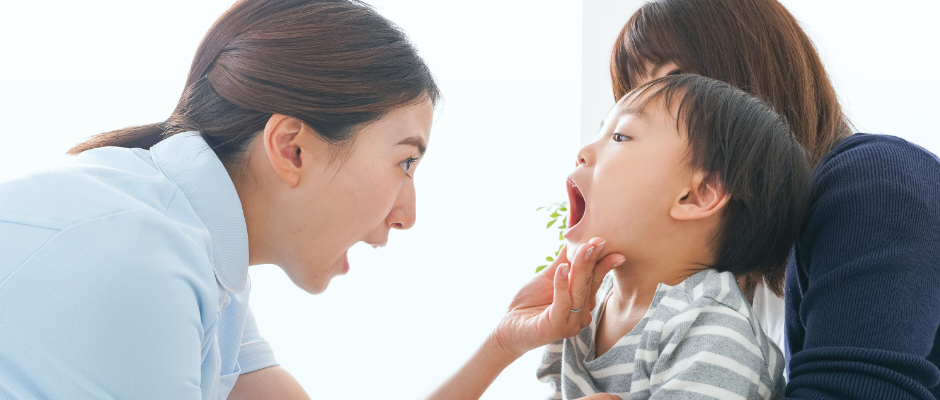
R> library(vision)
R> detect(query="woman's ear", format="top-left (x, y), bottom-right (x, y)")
top-left (670, 172), bottom-right (730, 221)
top-left (262, 114), bottom-right (306, 188)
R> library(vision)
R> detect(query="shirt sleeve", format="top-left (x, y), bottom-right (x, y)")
top-left (648, 297), bottom-right (784, 400)
top-left (0, 210), bottom-right (217, 399)
top-left (237, 306), bottom-right (279, 374)
top-left (536, 340), bottom-right (565, 400)
top-left (786, 137), bottom-right (940, 399)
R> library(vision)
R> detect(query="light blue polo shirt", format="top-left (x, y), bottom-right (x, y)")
top-left (0, 132), bottom-right (278, 399)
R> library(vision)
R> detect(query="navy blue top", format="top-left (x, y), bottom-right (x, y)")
top-left (785, 133), bottom-right (940, 399)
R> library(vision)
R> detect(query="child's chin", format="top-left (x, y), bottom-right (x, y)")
top-left (565, 243), bottom-right (579, 264)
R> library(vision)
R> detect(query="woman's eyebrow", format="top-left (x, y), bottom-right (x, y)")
top-left (397, 136), bottom-right (427, 155)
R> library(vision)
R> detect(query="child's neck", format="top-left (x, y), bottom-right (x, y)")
top-left (608, 258), bottom-right (707, 309)
top-left (594, 257), bottom-right (707, 358)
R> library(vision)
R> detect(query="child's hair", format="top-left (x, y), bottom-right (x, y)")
top-left (611, 0), bottom-right (850, 167)
top-left (624, 74), bottom-right (810, 295)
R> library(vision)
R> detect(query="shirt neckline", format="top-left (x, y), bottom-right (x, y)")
top-left (150, 132), bottom-right (250, 293)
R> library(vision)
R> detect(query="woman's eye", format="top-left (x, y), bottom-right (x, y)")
top-left (399, 157), bottom-right (419, 174)
top-left (611, 133), bottom-right (631, 142)
top-left (667, 69), bottom-right (682, 76)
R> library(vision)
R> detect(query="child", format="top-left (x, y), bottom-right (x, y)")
top-left (537, 75), bottom-right (809, 399)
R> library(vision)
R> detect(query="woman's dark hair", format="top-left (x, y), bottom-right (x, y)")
top-left (611, 0), bottom-right (850, 167)
top-left (69, 0), bottom-right (440, 165)
top-left (626, 74), bottom-right (810, 296)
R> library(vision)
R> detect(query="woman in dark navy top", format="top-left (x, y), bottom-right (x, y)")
top-left (608, 0), bottom-right (940, 399)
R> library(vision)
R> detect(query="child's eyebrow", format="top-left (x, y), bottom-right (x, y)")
top-left (615, 104), bottom-right (650, 123)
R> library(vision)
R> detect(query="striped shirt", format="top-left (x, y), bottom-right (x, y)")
top-left (537, 269), bottom-right (785, 400)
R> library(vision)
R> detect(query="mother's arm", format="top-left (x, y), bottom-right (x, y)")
top-left (786, 136), bottom-right (940, 399)
top-left (426, 238), bottom-right (624, 400)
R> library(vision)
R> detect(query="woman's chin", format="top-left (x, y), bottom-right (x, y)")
top-left (281, 251), bottom-right (349, 295)
top-left (291, 274), bottom-right (333, 295)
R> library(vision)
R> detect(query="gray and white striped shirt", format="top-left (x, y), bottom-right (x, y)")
top-left (537, 269), bottom-right (785, 400)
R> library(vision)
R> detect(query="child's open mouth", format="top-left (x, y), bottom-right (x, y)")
top-left (565, 176), bottom-right (586, 238)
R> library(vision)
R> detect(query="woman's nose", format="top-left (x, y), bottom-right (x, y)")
top-left (386, 181), bottom-right (416, 230)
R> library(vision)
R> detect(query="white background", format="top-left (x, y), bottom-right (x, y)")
top-left (0, 1), bottom-right (936, 399)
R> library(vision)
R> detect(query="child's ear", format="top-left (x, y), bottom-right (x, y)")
top-left (670, 172), bottom-right (730, 221)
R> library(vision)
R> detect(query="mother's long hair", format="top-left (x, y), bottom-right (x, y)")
top-left (69, 0), bottom-right (440, 165)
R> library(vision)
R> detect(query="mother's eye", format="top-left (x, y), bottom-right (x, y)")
top-left (667, 69), bottom-right (683, 76)
top-left (611, 133), bottom-right (632, 142)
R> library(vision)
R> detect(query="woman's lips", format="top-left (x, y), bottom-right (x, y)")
top-left (564, 177), bottom-right (586, 239)
top-left (342, 253), bottom-right (350, 275)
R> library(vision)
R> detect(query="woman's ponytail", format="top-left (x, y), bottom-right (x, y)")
top-left (68, 0), bottom-right (440, 165)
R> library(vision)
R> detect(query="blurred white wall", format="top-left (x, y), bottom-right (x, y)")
top-left (0, 1), bottom-right (937, 399)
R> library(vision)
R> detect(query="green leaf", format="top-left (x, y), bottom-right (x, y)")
top-left (546, 219), bottom-right (557, 228)
top-left (536, 207), bottom-right (545, 211)
top-left (546, 256), bottom-right (554, 262)
top-left (536, 265), bottom-right (548, 273)
top-left (550, 211), bottom-right (560, 218)
top-left (559, 231), bottom-right (564, 240)
top-left (560, 207), bottom-right (567, 211)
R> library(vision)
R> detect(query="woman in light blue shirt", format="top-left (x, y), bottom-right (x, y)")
top-left (0, 1), bottom-right (623, 399)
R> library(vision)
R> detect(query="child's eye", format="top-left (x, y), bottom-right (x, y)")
top-left (611, 133), bottom-right (632, 142)
top-left (399, 157), bottom-right (419, 175)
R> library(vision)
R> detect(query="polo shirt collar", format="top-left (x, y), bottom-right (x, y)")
top-left (150, 132), bottom-right (250, 294)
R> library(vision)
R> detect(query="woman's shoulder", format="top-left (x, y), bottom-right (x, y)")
top-left (0, 147), bottom-right (213, 290)
top-left (815, 133), bottom-right (940, 185)
top-left (0, 146), bottom-right (184, 231)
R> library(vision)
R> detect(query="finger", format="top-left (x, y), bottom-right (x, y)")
top-left (580, 394), bottom-right (621, 400)
top-left (539, 245), bottom-right (569, 279)
top-left (576, 238), bottom-right (607, 326)
top-left (566, 242), bottom-right (595, 313)
top-left (588, 253), bottom-right (626, 310)
top-left (555, 244), bottom-right (570, 265)
top-left (547, 263), bottom-right (572, 327)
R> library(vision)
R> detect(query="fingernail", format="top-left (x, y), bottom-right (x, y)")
top-left (560, 263), bottom-right (570, 276)
top-left (613, 259), bottom-right (625, 268)
top-left (596, 241), bottom-right (606, 253)
top-left (584, 245), bottom-right (594, 261)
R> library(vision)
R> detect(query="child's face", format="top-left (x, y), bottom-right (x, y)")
top-left (565, 97), bottom-right (691, 263)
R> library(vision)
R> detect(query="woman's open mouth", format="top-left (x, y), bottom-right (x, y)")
top-left (564, 177), bottom-right (586, 238)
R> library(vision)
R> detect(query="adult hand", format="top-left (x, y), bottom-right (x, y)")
top-left (492, 237), bottom-right (625, 358)
top-left (425, 238), bottom-right (624, 400)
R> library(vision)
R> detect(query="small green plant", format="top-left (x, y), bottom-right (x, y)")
top-left (535, 201), bottom-right (569, 273)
